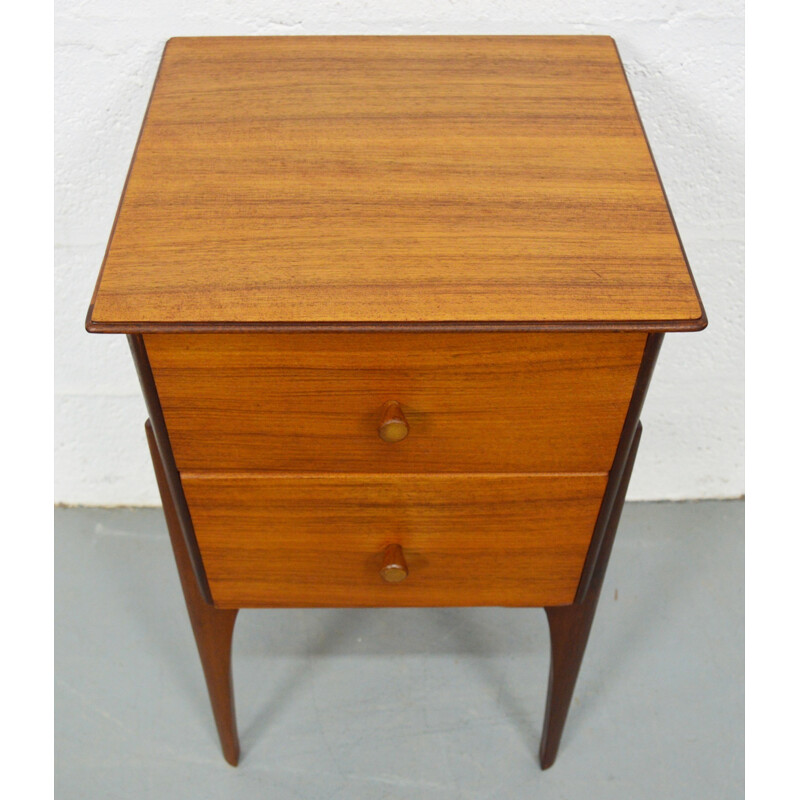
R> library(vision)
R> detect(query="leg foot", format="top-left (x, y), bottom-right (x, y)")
top-left (539, 423), bottom-right (642, 769)
top-left (539, 602), bottom-right (596, 769)
top-left (145, 420), bottom-right (241, 766)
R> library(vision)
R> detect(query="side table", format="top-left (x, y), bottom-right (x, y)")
top-left (87, 35), bottom-right (706, 769)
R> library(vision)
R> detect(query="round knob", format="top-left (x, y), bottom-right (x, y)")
top-left (380, 544), bottom-right (408, 583)
top-left (378, 401), bottom-right (409, 443)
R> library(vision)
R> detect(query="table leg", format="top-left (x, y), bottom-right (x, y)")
top-left (145, 419), bottom-right (240, 766)
top-left (539, 422), bottom-right (643, 769)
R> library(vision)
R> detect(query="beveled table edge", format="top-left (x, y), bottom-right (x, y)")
top-left (85, 311), bottom-right (708, 334)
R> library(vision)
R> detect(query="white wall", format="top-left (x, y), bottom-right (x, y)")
top-left (55, 1), bottom-right (744, 505)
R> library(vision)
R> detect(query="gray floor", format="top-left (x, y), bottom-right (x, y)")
top-left (55, 501), bottom-right (743, 799)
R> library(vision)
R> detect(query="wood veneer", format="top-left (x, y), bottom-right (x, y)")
top-left (181, 472), bottom-right (608, 608)
top-left (87, 36), bottom-right (705, 332)
top-left (85, 35), bottom-right (707, 771)
top-left (145, 331), bottom-right (646, 474)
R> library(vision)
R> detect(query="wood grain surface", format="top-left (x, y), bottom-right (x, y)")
top-left (574, 332), bottom-right (662, 602)
top-left (145, 331), bottom-right (646, 474)
top-left (539, 422), bottom-right (643, 769)
top-left (127, 334), bottom-right (213, 602)
top-left (144, 420), bottom-right (240, 765)
top-left (87, 36), bottom-right (705, 332)
top-left (181, 472), bottom-right (608, 608)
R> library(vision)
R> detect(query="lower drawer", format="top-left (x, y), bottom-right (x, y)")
top-left (181, 473), bottom-right (608, 608)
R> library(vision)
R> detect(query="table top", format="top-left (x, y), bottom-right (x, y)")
top-left (87, 36), bottom-right (705, 333)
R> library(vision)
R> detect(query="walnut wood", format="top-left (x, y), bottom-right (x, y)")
top-left (379, 544), bottom-right (409, 583)
top-left (87, 36), bottom-right (704, 332)
top-left (539, 422), bottom-right (643, 770)
top-left (574, 332), bottom-right (663, 603)
top-left (180, 473), bottom-right (608, 608)
top-left (144, 420), bottom-right (240, 767)
top-left (378, 401), bottom-right (409, 444)
top-left (127, 334), bottom-right (212, 603)
top-left (144, 332), bottom-right (645, 474)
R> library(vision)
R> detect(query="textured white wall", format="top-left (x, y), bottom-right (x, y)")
top-left (55, 1), bottom-right (744, 505)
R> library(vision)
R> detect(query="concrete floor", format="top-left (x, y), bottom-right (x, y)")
top-left (55, 501), bottom-right (743, 799)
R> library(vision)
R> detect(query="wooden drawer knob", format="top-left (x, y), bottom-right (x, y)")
top-left (380, 544), bottom-right (408, 583)
top-left (378, 401), bottom-right (409, 443)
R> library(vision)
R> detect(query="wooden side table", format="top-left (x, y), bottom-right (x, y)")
top-left (86, 36), bottom-right (705, 769)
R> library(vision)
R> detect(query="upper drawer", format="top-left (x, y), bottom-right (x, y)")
top-left (145, 332), bottom-right (646, 473)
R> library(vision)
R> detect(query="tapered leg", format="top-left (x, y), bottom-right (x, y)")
top-left (145, 420), bottom-right (241, 766)
top-left (539, 423), bottom-right (643, 769)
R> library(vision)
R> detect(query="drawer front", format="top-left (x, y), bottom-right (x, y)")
top-left (146, 332), bottom-right (645, 473)
top-left (182, 473), bottom-right (608, 608)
